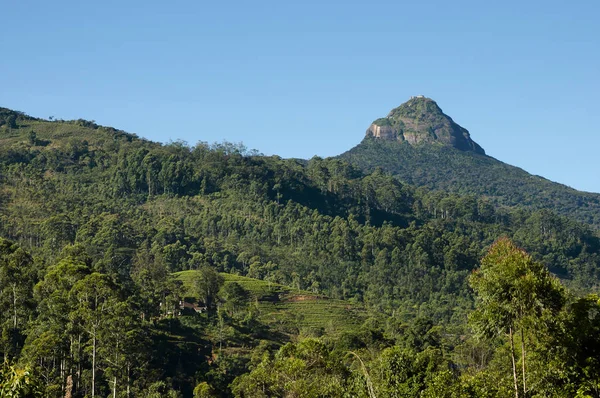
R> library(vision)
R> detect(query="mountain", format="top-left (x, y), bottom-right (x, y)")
top-left (340, 96), bottom-right (600, 228)
top-left (2, 105), bottom-right (600, 396)
top-left (366, 96), bottom-right (485, 154)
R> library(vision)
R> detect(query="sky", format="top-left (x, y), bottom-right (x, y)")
top-left (1, 0), bottom-right (599, 192)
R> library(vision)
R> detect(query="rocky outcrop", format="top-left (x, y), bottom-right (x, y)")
top-left (365, 97), bottom-right (485, 154)
top-left (366, 124), bottom-right (398, 140)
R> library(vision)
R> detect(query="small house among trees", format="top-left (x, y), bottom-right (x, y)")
top-left (179, 300), bottom-right (207, 314)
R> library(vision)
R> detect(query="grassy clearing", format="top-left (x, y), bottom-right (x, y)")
top-left (174, 270), bottom-right (366, 337)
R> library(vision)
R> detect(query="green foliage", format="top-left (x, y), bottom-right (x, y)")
top-left (341, 136), bottom-right (600, 228)
top-left (193, 266), bottom-right (225, 310)
top-left (372, 117), bottom-right (392, 127)
top-left (470, 238), bottom-right (565, 340)
top-left (470, 238), bottom-right (572, 397)
top-left (194, 381), bottom-right (216, 398)
top-left (0, 238), bottom-right (36, 360)
top-left (144, 381), bottom-right (182, 398)
top-left (177, 271), bottom-right (368, 337)
top-left (221, 282), bottom-right (250, 315)
top-left (0, 109), bottom-right (600, 396)
top-left (231, 338), bottom-right (349, 397)
top-left (0, 362), bottom-right (42, 397)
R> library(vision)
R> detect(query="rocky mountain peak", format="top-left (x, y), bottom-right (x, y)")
top-left (365, 96), bottom-right (485, 154)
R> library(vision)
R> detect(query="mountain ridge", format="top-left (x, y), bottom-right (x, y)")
top-left (2, 102), bottom-right (600, 228)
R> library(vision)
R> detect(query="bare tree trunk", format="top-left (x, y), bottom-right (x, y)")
top-left (509, 327), bottom-right (519, 398)
top-left (113, 345), bottom-right (118, 398)
top-left (127, 363), bottom-right (131, 398)
top-left (60, 358), bottom-right (65, 393)
top-left (12, 284), bottom-right (17, 329)
top-left (521, 328), bottom-right (527, 397)
top-left (64, 375), bottom-right (73, 398)
top-left (77, 334), bottom-right (82, 393)
top-left (92, 332), bottom-right (96, 398)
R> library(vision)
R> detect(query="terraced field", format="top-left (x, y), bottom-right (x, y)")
top-left (175, 271), bottom-right (367, 337)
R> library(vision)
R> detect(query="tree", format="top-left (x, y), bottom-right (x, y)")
top-left (469, 238), bottom-right (565, 398)
top-left (24, 256), bottom-right (91, 396)
top-left (144, 381), bottom-right (182, 398)
top-left (548, 294), bottom-right (600, 397)
top-left (221, 282), bottom-right (249, 316)
top-left (231, 339), bottom-right (347, 397)
top-left (0, 239), bottom-right (36, 361)
top-left (70, 273), bottom-right (119, 398)
top-left (193, 267), bottom-right (224, 310)
top-left (131, 246), bottom-right (180, 319)
top-left (193, 381), bottom-right (216, 398)
top-left (28, 131), bottom-right (37, 146)
top-left (5, 114), bottom-right (17, 130)
top-left (99, 300), bottom-right (146, 398)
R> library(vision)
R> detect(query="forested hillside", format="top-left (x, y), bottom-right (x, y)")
top-left (340, 98), bottom-right (600, 228)
top-left (1, 108), bottom-right (600, 397)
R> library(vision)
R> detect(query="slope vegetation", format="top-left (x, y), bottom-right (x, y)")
top-left (340, 99), bottom-right (600, 228)
top-left (176, 271), bottom-right (367, 337)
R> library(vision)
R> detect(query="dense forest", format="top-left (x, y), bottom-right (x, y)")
top-left (1, 108), bottom-right (600, 397)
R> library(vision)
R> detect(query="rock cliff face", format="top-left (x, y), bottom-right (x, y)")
top-left (366, 96), bottom-right (485, 154)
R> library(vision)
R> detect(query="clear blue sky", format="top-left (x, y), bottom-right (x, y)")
top-left (1, 0), bottom-right (599, 192)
